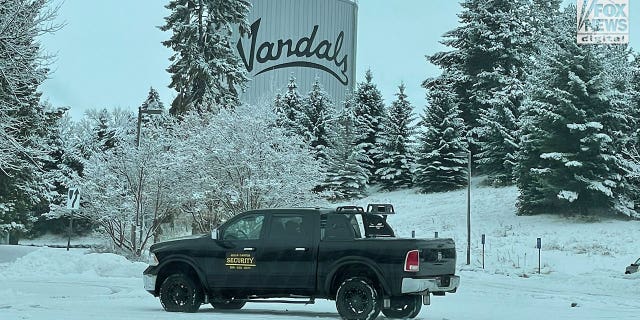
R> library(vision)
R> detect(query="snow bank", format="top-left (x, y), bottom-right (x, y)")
top-left (0, 247), bottom-right (146, 280)
top-left (0, 245), bottom-right (39, 264)
top-left (19, 233), bottom-right (106, 247)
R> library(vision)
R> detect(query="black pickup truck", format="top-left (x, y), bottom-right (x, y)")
top-left (143, 204), bottom-right (459, 320)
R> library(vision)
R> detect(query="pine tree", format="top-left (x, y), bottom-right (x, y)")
top-left (274, 76), bottom-right (308, 137)
top-left (469, 0), bottom-right (535, 184)
top-left (515, 5), bottom-right (637, 217)
top-left (629, 56), bottom-right (640, 205)
top-left (324, 101), bottom-right (369, 200)
top-left (426, 0), bottom-right (536, 182)
top-left (160, 0), bottom-right (251, 115)
top-left (31, 109), bottom-right (91, 236)
top-left (414, 81), bottom-right (468, 193)
top-left (531, 0), bottom-right (562, 40)
top-left (424, 0), bottom-right (483, 130)
top-left (0, 0), bottom-right (59, 241)
top-left (474, 65), bottom-right (522, 186)
top-left (633, 55), bottom-right (640, 132)
top-left (93, 109), bottom-right (118, 152)
top-left (302, 79), bottom-right (334, 159)
top-left (30, 106), bottom-right (87, 236)
top-left (140, 87), bottom-right (165, 124)
top-left (354, 69), bottom-right (385, 181)
top-left (375, 83), bottom-right (416, 190)
top-left (273, 93), bottom-right (285, 125)
top-left (141, 87), bottom-right (165, 111)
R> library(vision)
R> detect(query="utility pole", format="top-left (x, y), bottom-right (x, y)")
top-left (467, 151), bottom-right (471, 265)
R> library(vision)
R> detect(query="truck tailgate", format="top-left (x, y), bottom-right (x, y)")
top-left (416, 238), bottom-right (456, 277)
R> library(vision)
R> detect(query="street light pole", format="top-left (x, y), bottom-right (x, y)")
top-left (132, 106), bottom-right (163, 254)
top-left (453, 150), bottom-right (472, 265)
top-left (136, 107), bottom-right (143, 148)
top-left (467, 151), bottom-right (471, 265)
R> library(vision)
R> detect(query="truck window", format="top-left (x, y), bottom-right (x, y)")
top-left (324, 214), bottom-right (355, 241)
top-left (222, 214), bottom-right (265, 240)
top-left (268, 215), bottom-right (307, 242)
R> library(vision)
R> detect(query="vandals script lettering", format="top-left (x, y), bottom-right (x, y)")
top-left (237, 18), bottom-right (349, 85)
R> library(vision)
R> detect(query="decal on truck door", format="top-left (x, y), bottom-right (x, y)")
top-left (225, 253), bottom-right (256, 270)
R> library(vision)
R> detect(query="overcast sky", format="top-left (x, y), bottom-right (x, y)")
top-left (40, 0), bottom-right (638, 119)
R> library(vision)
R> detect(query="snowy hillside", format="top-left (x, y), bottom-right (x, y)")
top-left (2, 181), bottom-right (639, 320)
top-left (349, 178), bottom-right (640, 276)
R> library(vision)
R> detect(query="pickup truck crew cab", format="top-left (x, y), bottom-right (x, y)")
top-left (143, 204), bottom-right (460, 319)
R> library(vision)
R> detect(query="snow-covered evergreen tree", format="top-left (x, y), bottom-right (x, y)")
top-left (530, 0), bottom-right (562, 37)
top-left (424, 0), bottom-right (483, 130)
top-left (633, 55), bottom-right (640, 132)
top-left (375, 83), bottom-right (416, 190)
top-left (160, 0), bottom-right (251, 115)
top-left (474, 65), bottom-right (523, 186)
top-left (426, 0), bottom-right (535, 182)
top-left (137, 87), bottom-right (165, 128)
top-left (273, 93), bottom-right (284, 118)
top-left (0, 0), bottom-right (60, 241)
top-left (81, 108), bottom-right (135, 153)
top-left (141, 87), bottom-right (165, 111)
top-left (515, 6), bottom-right (637, 217)
top-left (464, 0), bottom-right (535, 184)
top-left (274, 76), bottom-right (308, 137)
top-left (628, 55), bottom-right (640, 206)
top-left (323, 100), bottom-right (369, 200)
top-left (30, 110), bottom-right (89, 236)
top-left (354, 70), bottom-right (385, 180)
top-left (414, 81), bottom-right (468, 193)
top-left (302, 79), bottom-right (334, 159)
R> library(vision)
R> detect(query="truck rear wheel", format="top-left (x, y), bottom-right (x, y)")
top-left (159, 273), bottom-right (203, 313)
top-left (381, 295), bottom-right (421, 319)
top-left (336, 277), bottom-right (381, 320)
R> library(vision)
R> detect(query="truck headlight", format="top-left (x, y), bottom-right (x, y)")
top-left (148, 252), bottom-right (159, 266)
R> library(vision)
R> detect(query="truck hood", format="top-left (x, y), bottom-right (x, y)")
top-left (149, 234), bottom-right (208, 253)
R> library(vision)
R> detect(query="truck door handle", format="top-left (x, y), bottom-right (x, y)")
top-left (295, 247), bottom-right (308, 252)
top-left (243, 247), bottom-right (256, 251)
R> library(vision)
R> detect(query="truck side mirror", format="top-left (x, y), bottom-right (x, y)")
top-left (211, 228), bottom-right (219, 240)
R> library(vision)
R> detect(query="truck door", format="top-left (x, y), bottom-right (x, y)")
top-left (208, 213), bottom-right (267, 289)
top-left (259, 213), bottom-right (318, 291)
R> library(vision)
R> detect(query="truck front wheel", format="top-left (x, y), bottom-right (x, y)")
top-left (336, 277), bottom-right (381, 320)
top-left (159, 273), bottom-right (203, 313)
top-left (381, 295), bottom-right (421, 319)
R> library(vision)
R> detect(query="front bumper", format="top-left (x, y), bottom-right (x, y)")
top-left (143, 274), bottom-right (157, 295)
top-left (401, 275), bottom-right (460, 294)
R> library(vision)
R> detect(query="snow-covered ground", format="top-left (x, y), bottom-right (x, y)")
top-left (2, 179), bottom-right (639, 319)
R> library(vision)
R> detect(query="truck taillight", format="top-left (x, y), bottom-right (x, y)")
top-left (404, 250), bottom-right (420, 272)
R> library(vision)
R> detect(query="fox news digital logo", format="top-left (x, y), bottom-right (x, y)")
top-left (577, 0), bottom-right (629, 44)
